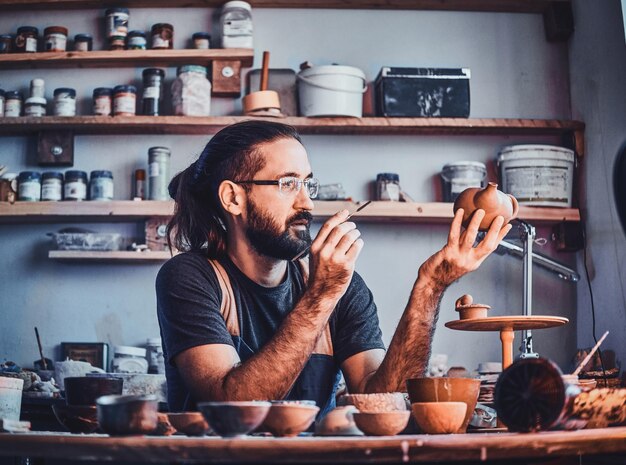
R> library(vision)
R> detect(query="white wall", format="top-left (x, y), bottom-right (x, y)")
top-left (0, 8), bottom-right (579, 374)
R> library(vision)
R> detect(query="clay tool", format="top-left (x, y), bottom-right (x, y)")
top-left (242, 51), bottom-right (283, 117)
top-left (572, 330), bottom-right (609, 377)
top-left (34, 326), bottom-right (48, 370)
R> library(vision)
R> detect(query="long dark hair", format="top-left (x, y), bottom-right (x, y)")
top-left (167, 120), bottom-right (302, 257)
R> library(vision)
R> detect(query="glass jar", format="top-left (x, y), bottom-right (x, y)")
top-left (4, 91), bottom-right (23, 117)
top-left (142, 68), bottom-right (164, 116)
top-left (15, 26), bottom-right (39, 53)
top-left (43, 26), bottom-right (68, 52)
top-left (220, 1), bottom-right (253, 49)
top-left (18, 171), bottom-right (41, 202)
top-left (0, 34), bottom-right (13, 54)
top-left (93, 87), bottom-right (113, 116)
top-left (113, 85), bottom-right (136, 116)
top-left (126, 30), bottom-right (147, 50)
top-left (376, 173), bottom-right (401, 201)
top-left (105, 7), bottom-right (129, 38)
top-left (111, 346), bottom-right (148, 374)
top-left (53, 88), bottom-right (77, 116)
top-left (145, 338), bottom-right (165, 374)
top-left (150, 23), bottom-right (173, 49)
top-left (41, 171), bottom-right (63, 201)
top-left (0, 89), bottom-right (5, 117)
top-left (89, 170), bottom-right (114, 201)
top-left (171, 65), bottom-right (211, 116)
top-left (192, 32), bottom-right (211, 49)
top-left (63, 170), bottom-right (88, 201)
top-left (24, 97), bottom-right (47, 117)
top-left (73, 33), bottom-right (93, 51)
top-left (148, 146), bottom-right (171, 200)
top-left (108, 35), bottom-right (126, 51)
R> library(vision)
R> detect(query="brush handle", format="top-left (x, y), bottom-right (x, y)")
top-left (260, 51), bottom-right (270, 91)
top-left (572, 330), bottom-right (609, 376)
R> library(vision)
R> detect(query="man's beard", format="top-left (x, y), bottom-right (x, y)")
top-left (245, 200), bottom-right (312, 260)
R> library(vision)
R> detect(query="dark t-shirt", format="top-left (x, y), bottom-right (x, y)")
top-left (156, 252), bottom-right (385, 416)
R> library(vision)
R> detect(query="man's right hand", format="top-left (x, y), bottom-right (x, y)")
top-left (307, 209), bottom-right (364, 300)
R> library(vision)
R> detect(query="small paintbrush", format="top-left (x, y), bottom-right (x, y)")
top-left (292, 200), bottom-right (372, 261)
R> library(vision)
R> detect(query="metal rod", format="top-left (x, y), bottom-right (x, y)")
top-left (520, 221), bottom-right (538, 358)
top-left (495, 240), bottom-right (580, 282)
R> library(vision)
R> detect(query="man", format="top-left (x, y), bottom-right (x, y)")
top-left (156, 120), bottom-right (510, 415)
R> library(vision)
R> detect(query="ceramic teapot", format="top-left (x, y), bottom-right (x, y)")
top-left (453, 182), bottom-right (519, 230)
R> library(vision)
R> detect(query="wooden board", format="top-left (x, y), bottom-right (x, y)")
top-left (48, 250), bottom-right (172, 261)
top-left (445, 316), bottom-right (569, 332)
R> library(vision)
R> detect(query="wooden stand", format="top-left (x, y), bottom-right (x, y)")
top-left (445, 316), bottom-right (568, 369)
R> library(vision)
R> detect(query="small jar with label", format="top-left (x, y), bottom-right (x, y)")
top-left (376, 173), bottom-right (401, 201)
top-left (0, 89), bottom-right (5, 117)
top-left (53, 88), bottom-right (76, 117)
top-left (73, 33), bottom-right (93, 51)
top-left (134, 169), bottom-right (146, 200)
top-left (113, 85), bottom-right (136, 116)
top-left (192, 32), bottom-right (211, 49)
top-left (4, 91), bottom-right (23, 117)
top-left (15, 26), bottom-right (39, 53)
top-left (111, 346), bottom-right (148, 374)
top-left (145, 338), bottom-right (165, 374)
top-left (0, 34), bottom-right (13, 54)
top-left (220, 1), bottom-right (253, 49)
top-left (63, 170), bottom-right (88, 201)
top-left (108, 35), bottom-right (126, 50)
top-left (148, 146), bottom-right (171, 200)
top-left (24, 97), bottom-right (47, 117)
top-left (43, 26), bottom-right (68, 52)
top-left (18, 171), bottom-right (41, 202)
top-left (150, 23), bottom-right (173, 49)
top-left (105, 7), bottom-right (129, 38)
top-left (93, 87), bottom-right (113, 116)
top-left (41, 171), bottom-right (64, 201)
top-left (126, 30), bottom-right (147, 50)
top-left (142, 68), bottom-right (164, 116)
top-left (171, 65), bottom-right (211, 116)
top-left (89, 170), bottom-right (114, 201)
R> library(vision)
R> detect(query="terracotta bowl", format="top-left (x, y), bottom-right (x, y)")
top-left (411, 402), bottom-right (467, 434)
top-left (262, 403), bottom-right (320, 437)
top-left (64, 376), bottom-right (124, 406)
top-left (167, 412), bottom-right (211, 436)
top-left (353, 411), bottom-right (411, 436)
top-left (341, 392), bottom-right (407, 413)
top-left (315, 406), bottom-right (362, 436)
top-left (197, 401), bottom-right (271, 438)
top-left (52, 404), bottom-right (99, 434)
top-left (96, 394), bottom-right (159, 436)
top-left (406, 377), bottom-right (480, 433)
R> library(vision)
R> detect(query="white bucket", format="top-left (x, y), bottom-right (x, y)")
top-left (0, 377), bottom-right (24, 421)
top-left (440, 161), bottom-right (487, 202)
top-left (497, 144), bottom-right (575, 207)
top-left (297, 65), bottom-right (367, 117)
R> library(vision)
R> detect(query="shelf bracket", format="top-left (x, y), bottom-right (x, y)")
top-left (212, 60), bottom-right (242, 97)
top-left (37, 130), bottom-right (74, 166)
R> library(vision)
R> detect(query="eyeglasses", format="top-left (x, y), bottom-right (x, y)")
top-left (234, 176), bottom-right (319, 199)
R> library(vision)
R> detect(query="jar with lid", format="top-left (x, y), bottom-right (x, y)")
top-left (108, 35), bottom-right (125, 50)
top-left (44, 26), bottom-right (68, 52)
top-left (4, 91), bottom-right (23, 117)
top-left (111, 346), bottom-right (148, 374)
top-left (142, 68), bottom-right (164, 116)
top-left (148, 146), bottom-right (171, 200)
top-left (15, 26), bottom-right (39, 53)
top-left (134, 169), bottom-right (146, 200)
top-left (150, 23), bottom-right (173, 49)
top-left (145, 338), bottom-right (165, 374)
top-left (30, 78), bottom-right (45, 99)
top-left (0, 34), bottom-right (13, 54)
top-left (73, 33), bottom-right (93, 51)
top-left (192, 32), bottom-right (211, 49)
top-left (41, 171), bottom-right (63, 201)
top-left (24, 97), bottom-right (47, 117)
top-left (53, 88), bottom-right (76, 117)
top-left (93, 87), bottom-right (113, 116)
top-left (220, 1), bottom-right (253, 49)
top-left (18, 171), bottom-right (41, 202)
top-left (105, 7), bottom-right (129, 38)
top-left (126, 30), bottom-right (147, 50)
top-left (171, 65), bottom-right (211, 116)
top-left (113, 85), bottom-right (136, 116)
top-left (89, 170), bottom-right (114, 201)
top-left (376, 173), bottom-right (401, 201)
top-left (0, 89), bottom-right (5, 117)
top-left (63, 170), bottom-right (88, 201)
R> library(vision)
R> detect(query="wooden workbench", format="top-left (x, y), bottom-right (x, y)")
top-left (0, 427), bottom-right (625, 464)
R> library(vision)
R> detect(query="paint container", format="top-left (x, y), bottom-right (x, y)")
top-left (18, 171), bottom-right (41, 201)
top-left (440, 161), bottom-right (487, 202)
top-left (0, 377), bottom-right (24, 421)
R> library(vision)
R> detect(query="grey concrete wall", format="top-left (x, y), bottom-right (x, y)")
top-left (0, 8), bottom-right (579, 375)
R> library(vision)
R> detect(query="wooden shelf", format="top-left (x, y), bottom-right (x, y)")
top-left (0, 0), bottom-right (569, 13)
top-left (49, 250), bottom-right (172, 261)
top-left (0, 200), bottom-right (581, 224)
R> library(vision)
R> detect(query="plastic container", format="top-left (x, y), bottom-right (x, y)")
top-left (111, 346), bottom-right (149, 374)
top-left (126, 30), bottom-right (147, 50)
top-left (497, 144), bottom-right (575, 207)
top-left (4, 91), bottom-right (23, 117)
top-left (297, 65), bottom-right (367, 117)
top-left (220, 1), bottom-right (253, 49)
top-left (150, 23), bottom-right (173, 49)
top-left (53, 88), bottom-right (77, 117)
top-left (30, 78), bottom-right (45, 99)
top-left (440, 161), bottom-right (487, 202)
top-left (89, 170), bottom-right (114, 200)
top-left (64, 170), bottom-right (88, 201)
top-left (18, 171), bottom-right (41, 201)
top-left (376, 173), bottom-right (400, 201)
top-left (74, 33), bottom-right (93, 51)
top-left (105, 8), bottom-right (129, 38)
top-left (44, 26), bottom-right (68, 52)
top-left (142, 68), bottom-right (164, 116)
top-left (171, 65), bottom-right (211, 116)
top-left (148, 146), bottom-right (171, 200)
top-left (113, 85), bottom-right (136, 116)
top-left (0, 377), bottom-right (24, 421)
top-left (192, 32), bottom-right (210, 49)
top-left (24, 97), bottom-right (47, 117)
top-left (15, 26), bottom-right (39, 52)
top-left (93, 87), bottom-right (113, 116)
top-left (108, 35), bottom-right (126, 50)
top-left (41, 171), bottom-right (63, 201)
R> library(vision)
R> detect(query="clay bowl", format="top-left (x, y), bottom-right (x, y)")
top-left (167, 412), bottom-right (211, 436)
top-left (64, 376), bottom-right (124, 406)
top-left (262, 402), bottom-right (320, 437)
top-left (353, 411), bottom-right (411, 436)
top-left (96, 394), bottom-right (159, 436)
top-left (197, 401), bottom-right (271, 438)
top-left (411, 402), bottom-right (467, 434)
top-left (406, 377), bottom-right (480, 433)
top-left (341, 392), bottom-right (407, 413)
top-left (52, 404), bottom-right (99, 434)
top-left (315, 406), bottom-right (362, 436)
